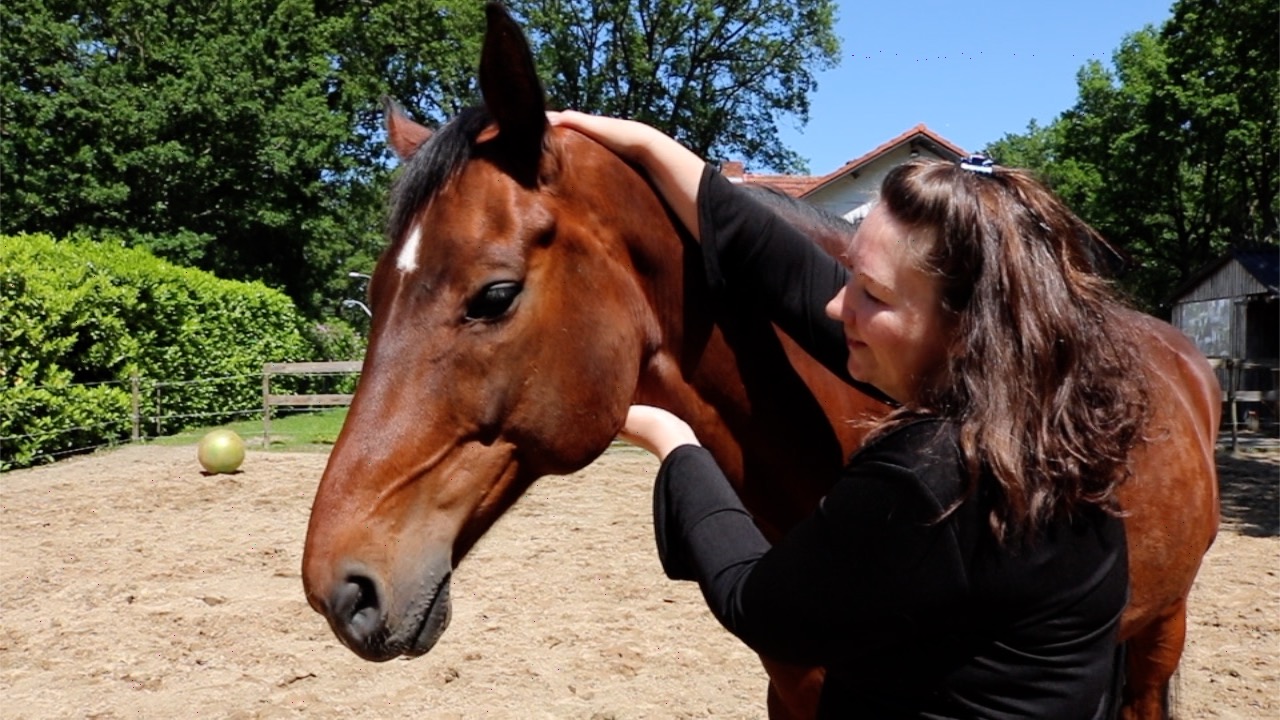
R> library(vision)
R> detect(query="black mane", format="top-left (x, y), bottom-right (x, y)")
top-left (387, 107), bottom-right (494, 244)
top-left (740, 183), bottom-right (861, 238)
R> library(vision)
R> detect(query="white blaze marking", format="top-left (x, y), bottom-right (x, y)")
top-left (396, 223), bottom-right (422, 273)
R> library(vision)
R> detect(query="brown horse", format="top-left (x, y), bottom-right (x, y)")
top-left (302, 5), bottom-right (1221, 719)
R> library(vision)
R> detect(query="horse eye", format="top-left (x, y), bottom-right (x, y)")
top-left (465, 281), bottom-right (522, 321)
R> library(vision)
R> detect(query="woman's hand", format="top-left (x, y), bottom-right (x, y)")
top-left (547, 110), bottom-right (705, 240)
top-left (618, 405), bottom-right (701, 461)
top-left (546, 111), bottom-right (664, 164)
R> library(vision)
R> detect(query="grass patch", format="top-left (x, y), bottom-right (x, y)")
top-left (149, 408), bottom-right (349, 453)
top-left (147, 411), bottom-right (651, 456)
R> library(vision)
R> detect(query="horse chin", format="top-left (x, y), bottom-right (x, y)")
top-left (400, 574), bottom-right (452, 658)
top-left (375, 572), bottom-right (452, 660)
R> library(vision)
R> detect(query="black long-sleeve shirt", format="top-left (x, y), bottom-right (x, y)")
top-left (650, 166), bottom-right (1129, 718)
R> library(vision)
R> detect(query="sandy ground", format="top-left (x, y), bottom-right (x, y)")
top-left (1, 443), bottom-right (1276, 719)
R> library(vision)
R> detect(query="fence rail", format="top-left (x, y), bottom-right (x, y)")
top-left (1, 362), bottom-right (363, 471)
top-left (261, 361), bottom-right (362, 443)
top-left (6, 354), bottom-right (1274, 468)
top-left (1206, 356), bottom-right (1280, 452)
top-left (0, 374), bottom-right (256, 470)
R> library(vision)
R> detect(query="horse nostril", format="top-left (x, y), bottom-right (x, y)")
top-left (331, 573), bottom-right (383, 644)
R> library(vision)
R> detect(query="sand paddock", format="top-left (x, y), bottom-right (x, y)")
top-left (1, 443), bottom-right (1276, 719)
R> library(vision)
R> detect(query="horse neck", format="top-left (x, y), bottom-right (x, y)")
top-left (570, 153), bottom-right (853, 533)
top-left (572, 157), bottom-right (750, 430)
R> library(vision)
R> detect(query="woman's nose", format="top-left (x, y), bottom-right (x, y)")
top-left (825, 287), bottom-right (847, 323)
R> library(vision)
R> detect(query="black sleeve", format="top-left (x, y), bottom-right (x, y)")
top-left (697, 165), bottom-right (893, 405)
top-left (653, 443), bottom-right (970, 667)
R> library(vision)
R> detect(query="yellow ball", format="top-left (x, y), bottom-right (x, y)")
top-left (198, 429), bottom-right (246, 474)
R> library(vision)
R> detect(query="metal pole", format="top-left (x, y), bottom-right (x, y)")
top-left (1228, 358), bottom-right (1239, 453)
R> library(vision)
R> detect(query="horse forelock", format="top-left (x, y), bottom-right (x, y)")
top-left (387, 107), bottom-right (494, 246)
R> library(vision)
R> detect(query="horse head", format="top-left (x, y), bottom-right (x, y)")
top-left (302, 4), bottom-right (687, 660)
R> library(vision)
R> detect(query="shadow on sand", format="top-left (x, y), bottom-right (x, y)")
top-left (1215, 449), bottom-right (1279, 537)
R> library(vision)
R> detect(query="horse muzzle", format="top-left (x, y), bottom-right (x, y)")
top-left (315, 558), bottom-right (454, 662)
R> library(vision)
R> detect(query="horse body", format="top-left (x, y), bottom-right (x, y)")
top-left (1112, 312), bottom-right (1221, 719)
top-left (302, 6), bottom-right (1219, 718)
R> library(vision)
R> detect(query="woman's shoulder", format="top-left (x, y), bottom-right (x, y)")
top-left (848, 417), bottom-right (968, 508)
top-left (854, 416), bottom-right (959, 464)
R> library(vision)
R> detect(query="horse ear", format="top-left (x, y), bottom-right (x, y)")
top-left (479, 2), bottom-right (546, 176)
top-left (383, 96), bottom-right (433, 161)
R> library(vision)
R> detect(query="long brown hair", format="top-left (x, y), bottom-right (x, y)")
top-left (877, 159), bottom-right (1149, 541)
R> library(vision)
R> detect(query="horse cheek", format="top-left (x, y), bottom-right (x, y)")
top-left (523, 329), bottom-right (640, 473)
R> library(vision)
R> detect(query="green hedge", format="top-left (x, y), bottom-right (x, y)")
top-left (1, 233), bottom-right (320, 469)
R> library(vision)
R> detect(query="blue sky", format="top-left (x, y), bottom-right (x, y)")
top-left (775, 0), bottom-right (1178, 172)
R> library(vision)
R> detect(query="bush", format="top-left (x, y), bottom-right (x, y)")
top-left (1, 233), bottom-right (318, 468)
top-left (305, 319), bottom-right (365, 366)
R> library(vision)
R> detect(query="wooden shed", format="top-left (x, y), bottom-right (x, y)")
top-left (1169, 247), bottom-right (1279, 434)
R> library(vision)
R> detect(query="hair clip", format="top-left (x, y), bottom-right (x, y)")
top-left (959, 154), bottom-right (995, 175)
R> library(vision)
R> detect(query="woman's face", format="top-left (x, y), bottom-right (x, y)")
top-left (825, 205), bottom-right (952, 404)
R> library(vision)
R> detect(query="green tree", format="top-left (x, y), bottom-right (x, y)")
top-left (1, 0), bottom-right (485, 316)
top-left (985, 119), bottom-right (1104, 216)
top-left (508, 0), bottom-right (840, 173)
top-left (3, 0), bottom-right (840, 308)
top-left (1163, 0), bottom-right (1278, 248)
top-left (983, 0), bottom-right (1278, 310)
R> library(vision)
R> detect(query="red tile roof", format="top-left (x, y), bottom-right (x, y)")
top-left (742, 174), bottom-right (824, 197)
top-left (722, 124), bottom-right (967, 199)
top-left (802, 124), bottom-right (967, 197)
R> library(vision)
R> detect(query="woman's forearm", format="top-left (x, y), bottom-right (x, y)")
top-left (629, 132), bottom-right (706, 242)
top-left (618, 405), bottom-right (701, 461)
top-left (549, 111), bottom-right (706, 240)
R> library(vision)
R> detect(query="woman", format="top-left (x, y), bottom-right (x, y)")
top-left (549, 112), bottom-right (1146, 719)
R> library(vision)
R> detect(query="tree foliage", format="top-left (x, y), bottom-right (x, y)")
top-left (3, 0), bottom-right (840, 322)
top-left (984, 0), bottom-right (1278, 310)
top-left (509, 0), bottom-right (840, 173)
top-left (2, 0), bottom-right (486, 316)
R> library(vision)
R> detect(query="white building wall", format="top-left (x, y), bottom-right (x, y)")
top-left (807, 145), bottom-right (950, 223)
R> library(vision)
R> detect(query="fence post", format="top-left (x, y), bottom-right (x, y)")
top-left (1228, 358), bottom-right (1239, 453)
top-left (131, 373), bottom-right (141, 442)
top-left (262, 368), bottom-right (272, 446)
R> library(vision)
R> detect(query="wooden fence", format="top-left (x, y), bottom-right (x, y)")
top-left (1208, 357), bottom-right (1280, 451)
top-left (261, 361), bottom-right (362, 443)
